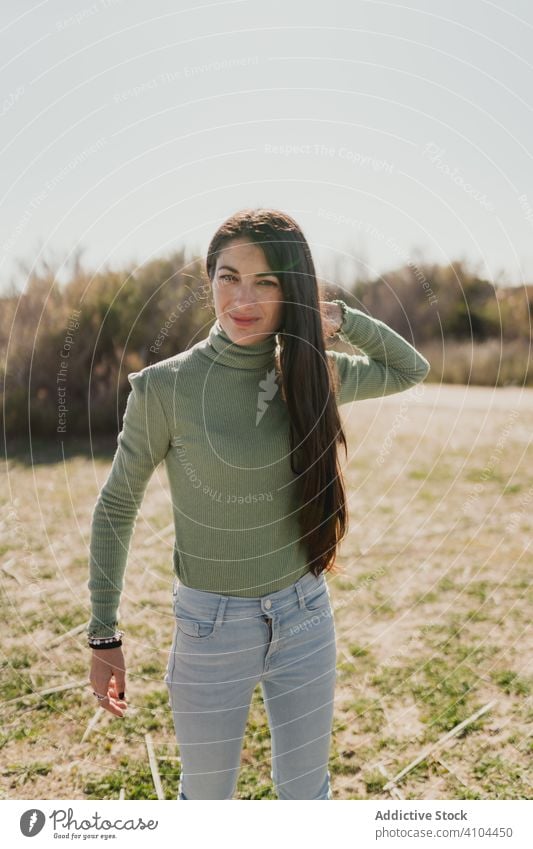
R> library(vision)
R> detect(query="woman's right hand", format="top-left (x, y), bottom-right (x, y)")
top-left (89, 646), bottom-right (128, 717)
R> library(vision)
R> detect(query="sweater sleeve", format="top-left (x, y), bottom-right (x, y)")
top-left (327, 299), bottom-right (430, 405)
top-left (87, 368), bottom-right (171, 637)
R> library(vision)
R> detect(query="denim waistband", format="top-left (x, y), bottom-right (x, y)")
top-left (173, 569), bottom-right (327, 619)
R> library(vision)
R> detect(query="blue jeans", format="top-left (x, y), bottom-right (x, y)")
top-left (164, 569), bottom-right (337, 799)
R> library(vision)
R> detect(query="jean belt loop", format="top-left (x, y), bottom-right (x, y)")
top-left (215, 595), bottom-right (229, 627)
top-left (294, 580), bottom-right (307, 610)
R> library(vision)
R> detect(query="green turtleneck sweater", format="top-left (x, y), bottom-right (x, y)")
top-left (87, 300), bottom-right (430, 636)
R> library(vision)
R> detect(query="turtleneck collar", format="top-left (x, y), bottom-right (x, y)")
top-left (201, 318), bottom-right (279, 370)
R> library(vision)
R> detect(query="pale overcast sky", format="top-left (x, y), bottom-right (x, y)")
top-left (1, 0), bottom-right (533, 292)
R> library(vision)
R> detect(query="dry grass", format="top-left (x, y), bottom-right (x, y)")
top-left (1, 384), bottom-right (531, 799)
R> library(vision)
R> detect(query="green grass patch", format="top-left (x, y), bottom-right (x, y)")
top-left (84, 757), bottom-right (179, 800)
top-left (409, 464), bottom-right (454, 481)
top-left (236, 766), bottom-right (276, 799)
top-left (438, 576), bottom-right (458, 593)
top-left (464, 581), bottom-right (492, 602)
top-left (120, 689), bottom-right (172, 738)
top-left (51, 607), bottom-right (88, 633)
top-left (412, 590), bottom-right (440, 604)
top-left (472, 755), bottom-right (529, 799)
top-left (3, 760), bottom-right (52, 787)
top-left (410, 658), bottom-right (482, 736)
top-left (503, 484), bottom-right (522, 495)
top-left (363, 769), bottom-right (387, 794)
top-left (464, 468), bottom-right (505, 483)
top-left (347, 697), bottom-right (385, 733)
top-left (137, 662), bottom-right (165, 676)
top-left (491, 669), bottom-right (531, 696)
top-left (348, 643), bottom-right (370, 658)
top-left (0, 652), bottom-right (36, 701)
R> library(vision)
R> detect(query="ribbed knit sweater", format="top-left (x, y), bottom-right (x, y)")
top-left (87, 300), bottom-right (430, 636)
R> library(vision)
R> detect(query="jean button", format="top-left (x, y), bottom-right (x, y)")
top-left (264, 599), bottom-right (272, 610)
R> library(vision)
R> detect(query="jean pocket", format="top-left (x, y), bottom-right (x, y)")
top-left (302, 579), bottom-right (330, 612)
top-left (173, 598), bottom-right (219, 640)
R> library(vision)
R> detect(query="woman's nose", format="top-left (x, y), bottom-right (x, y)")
top-left (233, 284), bottom-right (257, 306)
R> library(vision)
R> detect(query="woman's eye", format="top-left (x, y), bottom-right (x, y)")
top-left (218, 274), bottom-right (277, 285)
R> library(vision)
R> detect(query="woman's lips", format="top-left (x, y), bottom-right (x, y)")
top-left (231, 315), bottom-right (259, 325)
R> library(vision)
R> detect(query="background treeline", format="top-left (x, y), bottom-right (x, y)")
top-left (1, 249), bottom-right (531, 440)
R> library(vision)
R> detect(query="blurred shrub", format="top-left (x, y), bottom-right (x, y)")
top-left (1, 251), bottom-right (531, 441)
top-left (1, 248), bottom-right (212, 440)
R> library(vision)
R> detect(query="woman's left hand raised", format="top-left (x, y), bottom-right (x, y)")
top-left (320, 301), bottom-right (343, 338)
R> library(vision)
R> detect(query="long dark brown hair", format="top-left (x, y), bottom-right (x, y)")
top-left (205, 208), bottom-right (348, 578)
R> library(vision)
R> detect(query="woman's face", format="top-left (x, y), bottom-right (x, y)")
top-left (211, 237), bottom-right (285, 346)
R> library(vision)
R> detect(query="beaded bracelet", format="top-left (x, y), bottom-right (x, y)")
top-left (88, 630), bottom-right (124, 650)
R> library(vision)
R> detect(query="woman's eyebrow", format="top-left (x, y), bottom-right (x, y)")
top-left (218, 264), bottom-right (278, 278)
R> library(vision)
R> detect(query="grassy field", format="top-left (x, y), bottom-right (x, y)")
top-left (1, 384), bottom-right (531, 800)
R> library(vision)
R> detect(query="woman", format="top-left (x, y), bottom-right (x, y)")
top-left (88, 208), bottom-right (430, 800)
